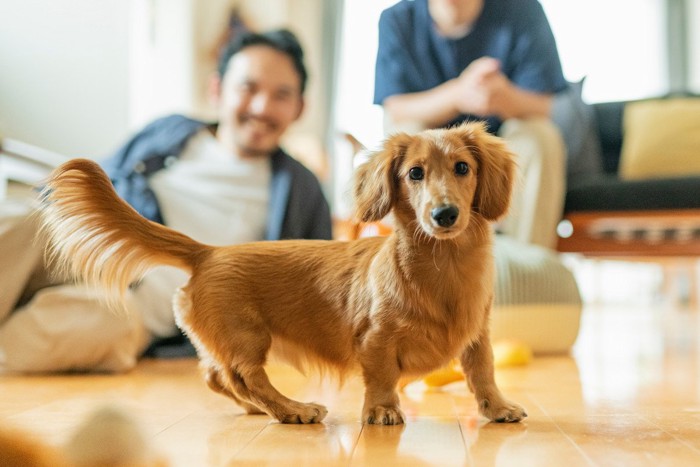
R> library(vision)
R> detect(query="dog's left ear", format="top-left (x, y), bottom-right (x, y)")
top-left (457, 122), bottom-right (517, 221)
top-left (353, 132), bottom-right (412, 223)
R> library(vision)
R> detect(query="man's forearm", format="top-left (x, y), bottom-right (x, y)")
top-left (382, 79), bottom-right (461, 131)
top-left (498, 87), bottom-right (553, 120)
top-left (382, 79), bottom-right (555, 133)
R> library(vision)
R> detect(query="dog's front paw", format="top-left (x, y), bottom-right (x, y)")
top-left (363, 405), bottom-right (405, 425)
top-left (278, 402), bottom-right (328, 424)
top-left (479, 398), bottom-right (527, 423)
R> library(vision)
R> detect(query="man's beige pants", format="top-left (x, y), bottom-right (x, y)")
top-left (0, 199), bottom-right (149, 373)
top-left (498, 118), bottom-right (566, 250)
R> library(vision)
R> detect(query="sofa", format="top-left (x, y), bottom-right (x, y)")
top-left (556, 94), bottom-right (700, 257)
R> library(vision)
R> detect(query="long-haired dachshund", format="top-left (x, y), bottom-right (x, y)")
top-left (40, 121), bottom-right (526, 425)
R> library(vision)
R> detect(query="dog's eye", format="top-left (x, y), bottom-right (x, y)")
top-left (409, 167), bottom-right (424, 181)
top-left (455, 162), bottom-right (470, 176)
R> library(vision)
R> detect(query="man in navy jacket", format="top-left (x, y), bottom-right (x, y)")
top-left (0, 29), bottom-right (332, 372)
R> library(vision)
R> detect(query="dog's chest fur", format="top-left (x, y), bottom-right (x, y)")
top-left (369, 239), bottom-right (493, 376)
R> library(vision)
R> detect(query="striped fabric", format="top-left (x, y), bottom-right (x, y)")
top-left (491, 235), bottom-right (582, 353)
top-left (493, 235), bottom-right (582, 306)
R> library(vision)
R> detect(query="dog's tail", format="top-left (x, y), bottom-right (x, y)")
top-left (39, 158), bottom-right (209, 307)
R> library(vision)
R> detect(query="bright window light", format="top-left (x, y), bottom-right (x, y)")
top-left (540, 0), bottom-right (668, 102)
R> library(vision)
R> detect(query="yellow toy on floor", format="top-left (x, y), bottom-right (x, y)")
top-left (422, 360), bottom-right (464, 387)
top-left (492, 339), bottom-right (533, 367)
top-left (420, 340), bottom-right (533, 388)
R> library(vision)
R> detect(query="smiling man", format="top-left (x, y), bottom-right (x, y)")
top-left (105, 28), bottom-right (330, 244)
top-left (215, 37), bottom-right (305, 160)
top-left (0, 29), bottom-right (332, 373)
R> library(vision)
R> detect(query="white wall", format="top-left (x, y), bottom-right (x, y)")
top-left (0, 0), bottom-right (335, 178)
top-left (129, 0), bottom-right (196, 130)
top-left (0, 0), bottom-right (130, 157)
top-left (690, 0), bottom-right (700, 93)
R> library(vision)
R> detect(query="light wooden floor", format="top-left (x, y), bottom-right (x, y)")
top-left (2, 302), bottom-right (700, 466)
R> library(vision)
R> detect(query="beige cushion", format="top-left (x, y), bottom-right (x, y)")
top-left (620, 98), bottom-right (700, 180)
top-left (492, 236), bottom-right (582, 354)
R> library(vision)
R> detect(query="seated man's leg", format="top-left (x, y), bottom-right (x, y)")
top-left (0, 284), bottom-right (150, 373)
top-left (0, 201), bottom-right (45, 323)
top-left (498, 118), bottom-right (566, 249)
top-left (0, 201), bottom-right (183, 373)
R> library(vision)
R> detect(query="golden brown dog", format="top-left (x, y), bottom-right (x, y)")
top-left (40, 121), bottom-right (526, 425)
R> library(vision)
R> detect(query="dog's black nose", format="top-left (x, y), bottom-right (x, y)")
top-left (431, 205), bottom-right (459, 227)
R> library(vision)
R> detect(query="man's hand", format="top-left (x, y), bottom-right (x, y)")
top-left (453, 57), bottom-right (516, 119)
top-left (383, 56), bottom-right (552, 131)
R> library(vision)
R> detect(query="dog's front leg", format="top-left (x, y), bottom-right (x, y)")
top-left (359, 331), bottom-right (405, 425)
top-left (459, 330), bottom-right (527, 423)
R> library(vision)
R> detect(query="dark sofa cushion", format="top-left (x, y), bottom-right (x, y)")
top-left (565, 174), bottom-right (700, 212)
top-left (592, 101), bottom-right (624, 174)
top-left (551, 81), bottom-right (603, 178)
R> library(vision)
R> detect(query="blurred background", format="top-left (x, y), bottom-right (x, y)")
top-left (2, 1), bottom-right (699, 308)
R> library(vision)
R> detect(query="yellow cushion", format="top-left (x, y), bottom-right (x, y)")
top-left (619, 98), bottom-right (700, 180)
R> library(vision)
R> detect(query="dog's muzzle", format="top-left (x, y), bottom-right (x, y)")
top-left (431, 205), bottom-right (459, 228)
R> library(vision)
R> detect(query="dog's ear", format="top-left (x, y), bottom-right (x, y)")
top-left (353, 133), bottom-right (412, 223)
top-left (457, 122), bottom-right (517, 221)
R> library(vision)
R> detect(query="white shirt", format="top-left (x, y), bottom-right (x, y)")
top-left (139, 130), bottom-right (272, 337)
top-left (150, 130), bottom-right (271, 246)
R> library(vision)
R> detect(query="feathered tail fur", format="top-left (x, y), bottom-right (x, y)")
top-left (39, 158), bottom-right (209, 308)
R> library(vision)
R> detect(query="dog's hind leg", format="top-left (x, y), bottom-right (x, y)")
top-left (176, 291), bottom-right (266, 416)
top-left (185, 290), bottom-right (327, 424)
top-left (223, 365), bottom-right (328, 424)
top-left (204, 366), bottom-right (265, 415)
top-left (459, 329), bottom-right (527, 423)
top-left (206, 321), bottom-right (327, 424)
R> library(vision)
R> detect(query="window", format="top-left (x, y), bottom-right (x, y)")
top-left (540, 0), bottom-right (668, 103)
top-left (332, 0), bottom-right (395, 217)
top-left (334, 0), bottom-right (396, 151)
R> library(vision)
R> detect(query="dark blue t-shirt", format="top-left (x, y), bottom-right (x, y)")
top-left (373, 0), bottom-right (567, 133)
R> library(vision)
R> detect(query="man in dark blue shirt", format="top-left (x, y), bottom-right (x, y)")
top-left (375, 0), bottom-right (567, 133)
top-left (374, 0), bottom-right (573, 248)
